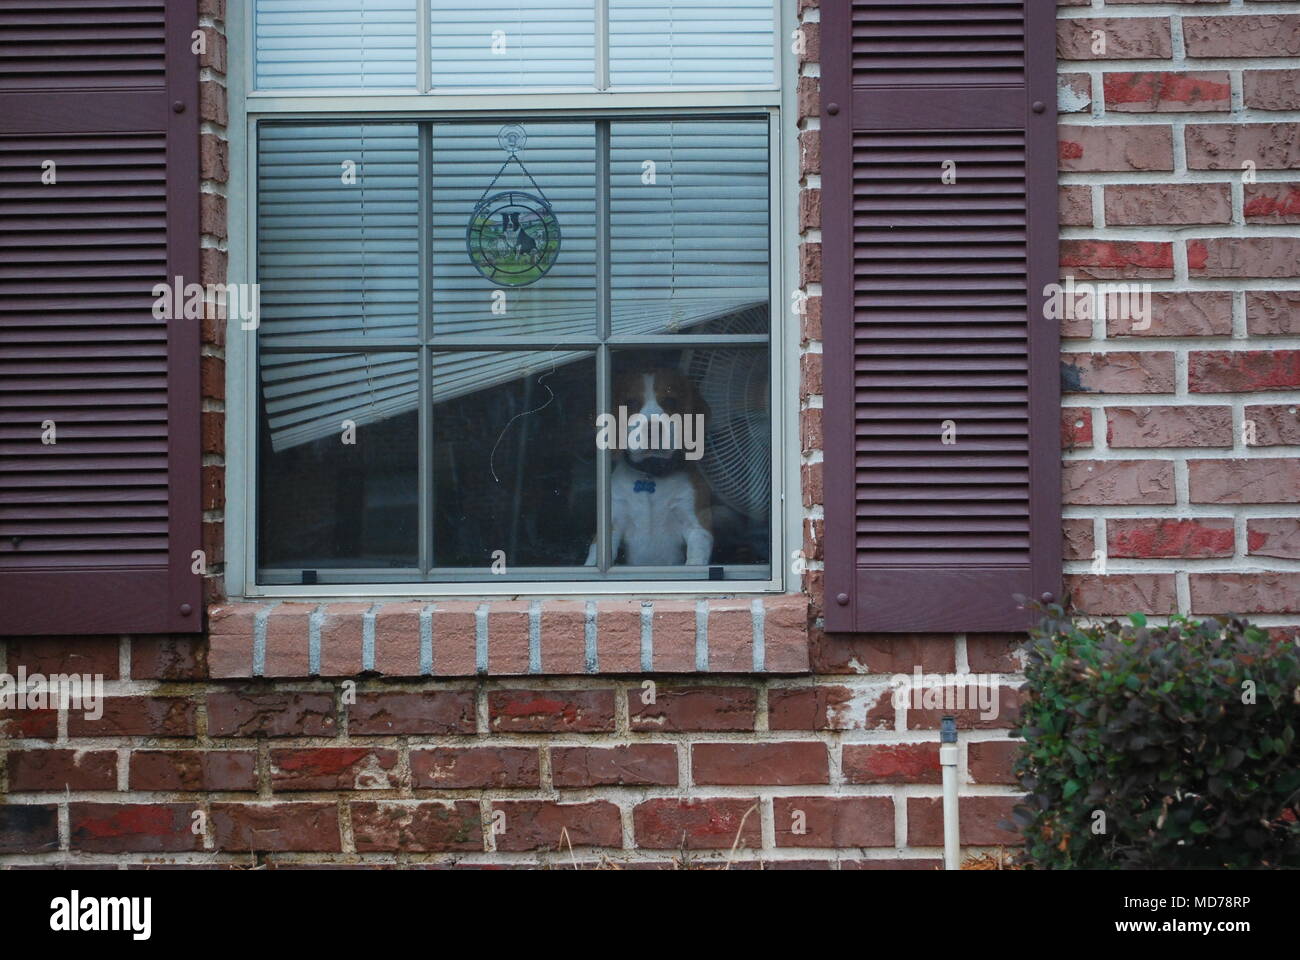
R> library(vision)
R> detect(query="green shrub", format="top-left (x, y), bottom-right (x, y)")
top-left (1012, 605), bottom-right (1300, 868)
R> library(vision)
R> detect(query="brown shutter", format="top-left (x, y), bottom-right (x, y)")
top-left (0, 0), bottom-right (203, 634)
top-left (821, 0), bottom-right (1061, 633)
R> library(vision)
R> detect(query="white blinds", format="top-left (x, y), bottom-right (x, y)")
top-left (429, 0), bottom-right (597, 88)
top-left (254, 0), bottom-right (419, 89)
top-left (258, 124), bottom-right (421, 343)
top-left (253, 0), bottom-right (776, 90)
top-left (609, 1), bottom-right (777, 87)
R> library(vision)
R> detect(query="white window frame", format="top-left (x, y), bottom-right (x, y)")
top-left (224, 0), bottom-right (804, 599)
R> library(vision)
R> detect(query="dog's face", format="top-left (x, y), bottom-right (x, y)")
top-left (612, 367), bottom-right (709, 472)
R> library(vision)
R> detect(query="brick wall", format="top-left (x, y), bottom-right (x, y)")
top-left (1, 0), bottom-right (1297, 869)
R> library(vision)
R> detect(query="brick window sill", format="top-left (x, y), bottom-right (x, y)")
top-left (208, 596), bottom-right (810, 679)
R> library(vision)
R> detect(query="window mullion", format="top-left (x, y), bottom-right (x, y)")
top-left (596, 0), bottom-right (610, 91)
top-left (596, 119), bottom-right (612, 572)
top-left (419, 121), bottom-right (434, 575)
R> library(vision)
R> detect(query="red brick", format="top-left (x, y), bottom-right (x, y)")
top-left (129, 751), bottom-right (257, 792)
top-left (7, 636), bottom-right (119, 680)
top-left (351, 801), bottom-right (480, 852)
top-left (768, 685), bottom-right (893, 731)
top-left (130, 634), bottom-right (206, 681)
top-left (1057, 18), bottom-right (1172, 60)
top-left (773, 797), bottom-right (895, 848)
top-left (375, 601), bottom-right (425, 676)
top-left (1058, 125), bottom-right (1173, 172)
top-left (1104, 72), bottom-right (1230, 112)
top-left (347, 691), bottom-right (475, 735)
top-left (71, 803), bottom-right (202, 853)
top-left (263, 603), bottom-right (313, 678)
top-left (1245, 70), bottom-right (1300, 111)
top-left (1108, 292), bottom-right (1233, 339)
top-left (810, 631), bottom-right (956, 674)
top-left (764, 594), bottom-right (811, 672)
top-left (1190, 574), bottom-right (1300, 615)
top-left (1190, 351), bottom-right (1300, 392)
top-left (1189, 238), bottom-right (1300, 279)
top-left (1106, 406), bottom-right (1233, 448)
top-left (539, 600), bottom-right (587, 674)
top-left (628, 685), bottom-right (756, 732)
top-left (551, 744), bottom-right (678, 788)
top-left (8, 750), bottom-right (117, 792)
top-left (486, 600), bottom-right (531, 675)
top-left (411, 747), bottom-right (540, 789)
top-left (1062, 408), bottom-right (1092, 450)
top-left (908, 796), bottom-right (1022, 846)
top-left (69, 697), bottom-right (195, 737)
top-left (206, 691), bottom-right (337, 737)
top-left (1108, 518), bottom-right (1235, 559)
top-left (633, 798), bottom-right (761, 850)
top-left (1062, 460), bottom-right (1176, 505)
top-left (0, 708), bottom-right (57, 740)
top-left (1064, 574), bottom-right (1178, 615)
top-left (270, 748), bottom-right (399, 791)
top-left (1247, 292), bottom-right (1300, 335)
top-left (1183, 15), bottom-right (1300, 58)
top-left (842, 743), bottom-right (941, 784)
top-left (1186, 124), bottom-right (1300, 171)
top-left (490, 801), bottom-right (622, 851)
top-left (431, 601), bottom-right (479, 677)
top-left (488, 689), bottom-right (615, 733)
top-left (705, 600), bottom-right (753, 672)
top-left (905, 683), bottom-right (1022, 730)
top-left (966, 633), bottom-right (1027, 673)
top-left (800, 241), bottom-right (821, 285)
top-left (969, 741), bottom-right (1020, 785)
top-left (649, 600), bottom-right (696, 673)
top-left (212, 802), bottom-right (341, 852)
top-left (1247, 519), bottom-right (1300, 560)
top-left (799, 129), bottom-right (820, 177)
top-left (318, 602), bottom-right (371, 677)
top-left (692, 742), bottom-right (828, 785)
top-left (1245, 183), bottom-right (1300, 223)
top-left (1060, 240), bottom-right (1174, 280)
top-left (1058, 73), bottom-right (1092, 116)
top-left (1059, 184), bottom-right (1092, 226)
top-left (1190, 459), bottom-right (1300, 504)
top-left (0, 806), bottom-right (59, 853)
top-left (1104, 183), bottom-right (1231, 225)
top-left (595, 600), bottom-right (642, 673)
top-left (1062, 352), bottom-right (1175, 394)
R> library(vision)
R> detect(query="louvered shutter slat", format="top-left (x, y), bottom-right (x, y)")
top-left (0, 0), bottom-right (202, 634)
top-left (822, 0), bottom-right (1061, 633)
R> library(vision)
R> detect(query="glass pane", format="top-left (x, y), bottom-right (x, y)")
top-left (429, 0), bottom-right (596, 88)
top-left (432, 122), bottom-right (597, 338)
top-left (610, 119), bottom-right (769, 337)
top-left (255, 0), bottom-right (418, 89)
top-left (609, 0), bottom-right (776, 87)
top-left (431, 351), bottom-right (596, 569)
top-left (607, 348), bottom-right (770, 570)
top-left (258, 351), bottom-right (420, 572)
top-left (258, 124), bottom-right (420, 343)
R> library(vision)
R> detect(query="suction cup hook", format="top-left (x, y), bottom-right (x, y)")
top-left (498, 124), bottom-right (528, 155)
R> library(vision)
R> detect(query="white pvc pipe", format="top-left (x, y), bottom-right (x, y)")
top-left (940, 741), bottom-right (960, 870)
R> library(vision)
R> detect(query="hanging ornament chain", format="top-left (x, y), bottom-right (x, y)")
top-left (476, 125), bottom-right (551, 207)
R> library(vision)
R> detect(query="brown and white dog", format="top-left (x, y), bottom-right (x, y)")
top-left (586, 367), bottom-right (713, 567)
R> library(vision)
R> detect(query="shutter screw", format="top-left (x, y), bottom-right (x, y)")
top-left (173, 101), bottom-right (186, 113)
top-left (9, 536), bottom-right (21, 549)
top-left (836, 593), bottom-right (849, 606)
top-left (1032, 101), bottom-right (1046, 114)
top-left (1040, 592), bottom-right (1055, 604)
top-left (180, 603), bottom-right (193, 616)
top-left (826, 102), bottom-right (840, 116)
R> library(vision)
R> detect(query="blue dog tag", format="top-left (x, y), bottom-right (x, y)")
top-left (633, 479), bottom-right (656, 494)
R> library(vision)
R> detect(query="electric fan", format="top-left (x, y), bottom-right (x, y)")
top-left (683, 305), bottom-right (771, 522)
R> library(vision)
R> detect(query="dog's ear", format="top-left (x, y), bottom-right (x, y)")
top-left (686, 376), bottom-right (710, 428)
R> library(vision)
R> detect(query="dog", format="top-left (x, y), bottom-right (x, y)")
top-left (586, 367), bottom-right (713, 567)
top-left (500, 212), bottom-right (540, 265)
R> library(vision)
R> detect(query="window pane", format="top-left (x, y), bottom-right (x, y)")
top-left (259, 124), bottom-right (421, 343)
top-left (608, 348), bottom-right (770, 570)
top-left (431, 351), bottom-right (596, 569)
top-left (432, 122), bottom-right (597, 338)
top-left (258, 352), bottom-right (420, 572)
top-left (429, 0), bottom-right (596, 88)
top-left (609, 1), bottom-right (776, 87)
top-left (610, 119), bottom-right (769, 337)
top-left (255, 0), bottom-right (418, 89)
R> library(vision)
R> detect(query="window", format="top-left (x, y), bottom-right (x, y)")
top-left (239, 1), bottom-right (782, 590)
